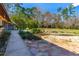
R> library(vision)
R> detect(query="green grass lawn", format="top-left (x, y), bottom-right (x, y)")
top-left (23, 28), bottom-right (79, 36)
top-left (36, 28), bottom-right (79, 36)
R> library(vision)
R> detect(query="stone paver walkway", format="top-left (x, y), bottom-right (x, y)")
top-left (5, 30), bottom-right (31, 56)
top-left (4, 30), bottom-right (79, 56)
top-left (24, 40), bottom-right (79, 56)
top-left (41, 35), bottom-right (79, 55)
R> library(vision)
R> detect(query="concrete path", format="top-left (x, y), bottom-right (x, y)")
top-left (5, 30), bottom-right (31, 56)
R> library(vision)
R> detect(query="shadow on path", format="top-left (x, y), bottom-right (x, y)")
top-left (5, 31), bottom-right (79, 56)
top-left (23, 32), bottom-right (79, 56)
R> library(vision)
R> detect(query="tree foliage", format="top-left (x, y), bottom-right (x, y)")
top-left (6, 3), bottom-right (78, 29)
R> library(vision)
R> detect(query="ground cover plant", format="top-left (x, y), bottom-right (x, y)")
top-left (19, 30), bottom-right (42, 40)
top-left (0, 30), bottom-right (11, 56)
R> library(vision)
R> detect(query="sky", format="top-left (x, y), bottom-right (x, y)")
top-left (21, 3), bottom-right (79, 15)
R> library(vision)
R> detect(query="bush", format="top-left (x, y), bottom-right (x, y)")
top-left (31, 28), bottom-right (42, 34)
top-left (0, 30), bottom-right (11, 48)
top-left (19, 30), bottom-right (41, 40)
top-left (0, 30), bottom-right (11, 56)
top-left (19, 30), bottom-right (27, 39)
top-left (26, 20), bottom-right (38, 29)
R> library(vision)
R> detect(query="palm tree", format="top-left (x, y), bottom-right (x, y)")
top-left (68, 4), bottom-right (76, 28)
top-left (57, 4), bottom-right (76, 29)
top-left (54, 7), bottom-right (63, 28)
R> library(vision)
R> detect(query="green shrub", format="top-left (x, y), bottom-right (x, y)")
top-left (31, 28), bottom-right (42, 34)
top-left (0, 30), bottom-right (11, 48)
top-left (0, 30), bottom-right (11, 56)
top-left (19, 30), bottom-right (27, 39)
top-left (19, 30), bottom-right (41, 40)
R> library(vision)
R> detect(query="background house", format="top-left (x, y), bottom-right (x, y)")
top-left (0, 3), bottom-right (13, 30)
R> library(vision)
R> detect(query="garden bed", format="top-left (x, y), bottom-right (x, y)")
top-left (19, 28), bottom-right (79, 41)
top-left (19, 30), bottom-right (42, 41)
top-left (0, 30), bottom-right (11, 56)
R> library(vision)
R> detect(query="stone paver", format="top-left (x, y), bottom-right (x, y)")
top-left (25, 39), bottom-right (79, 56)
top-left (41, 35), bottom-right (79, 55)
top-left (5, 30), bottom-right (31, 56)
top-left (4, 30), bottom-right (79, 56)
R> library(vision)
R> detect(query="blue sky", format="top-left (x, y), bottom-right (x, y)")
top-left (21, 3), bottom-right (79, 15)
